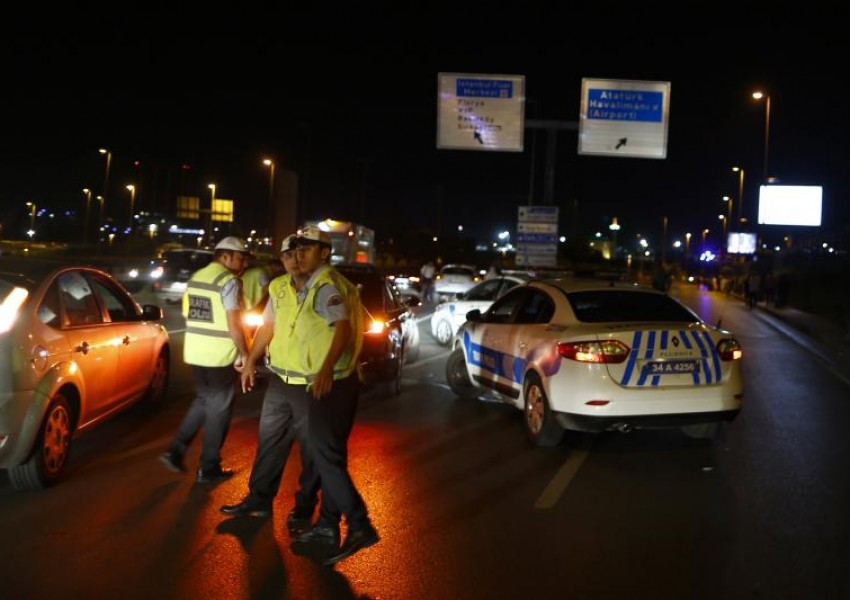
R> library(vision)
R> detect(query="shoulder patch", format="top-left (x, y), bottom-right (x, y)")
top-left (326, 294), bottom-right (344, 307)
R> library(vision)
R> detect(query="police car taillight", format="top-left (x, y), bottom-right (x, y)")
top-left (716, 338), bottom-right (743, 361)
top-left (557, 340), bottom-right (630, 364)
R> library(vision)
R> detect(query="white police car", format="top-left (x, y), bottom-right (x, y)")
top-left (446, 278), bottom-right (744, 445)
top-left (430, 274), bottom-right (529, 346)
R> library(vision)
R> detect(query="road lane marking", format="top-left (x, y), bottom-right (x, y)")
top-left (534, 449), bottom-right (590, 509)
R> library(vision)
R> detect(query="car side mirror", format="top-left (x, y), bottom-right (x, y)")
top-left (141, 304), bottom-right (164, 321)
top-left (466, 309), bottom-right (482, 322)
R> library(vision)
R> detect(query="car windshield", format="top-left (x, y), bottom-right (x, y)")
top-left (339, 272), bottom-right (385, 311)
top-left (567, 290), bottom-right (699, 323)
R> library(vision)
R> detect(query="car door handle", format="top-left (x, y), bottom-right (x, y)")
top-left (76, 341), bottom-right (90, 355)
top-left (122, 335), bottom-right (131, 346)
top-left (519, 342), bottom-right (528, 350)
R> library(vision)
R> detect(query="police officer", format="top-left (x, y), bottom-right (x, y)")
top-left (289, 225), bottom-right (380, 566)
top-left (241, 256), bottom-right (274, 312)
top-left (220, 234), bottom-right (325, 534)
top-left (160, 236), bottom-right (251, 483)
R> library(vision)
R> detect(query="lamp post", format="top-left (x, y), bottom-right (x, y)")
top-left (126, 185), bottom-right (136, 231)
top-left (732, 166), bottom-right (744, 226)
top-left (26, 201), bottom-right (36, 231)
top-left (207, 183), bottom-right (216, 246)
top-left (82, 188), bottom-right (92, 243)
top-left (685, 232), bottom-right (692, 259)
top-left (752, 92), bottom-right (771, 182)
top-left (262, 158), bottom-right (275, 239)
top-left (702, 228), bottom-right (709, 247)
top-left (98, 148), bottom-right (112, 228)
top-left (722, 196), bottom-right (733, 237)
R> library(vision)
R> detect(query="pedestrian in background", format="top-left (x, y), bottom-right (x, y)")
top-left (289, 225), bottom-right (380, 566)
top-left (159, 236), bottom-right (251, 483)
top-left (419, 260), bottom-right (436, 303)
top-left (220, 234), bottom-right (324, 535)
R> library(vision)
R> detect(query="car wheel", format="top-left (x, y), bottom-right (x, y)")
top-left (434, 319), bottom-right (453, 346)
top-left (524, 374), bottom-right (564, 447)
top-left (9, 393), bottom-right (73, 491)
top-left (144, 349), bottom-right (170, 405)
top-left (446, 347), bottom-right (479, 400)
top-left (681, 422), bottom-right (721, 439)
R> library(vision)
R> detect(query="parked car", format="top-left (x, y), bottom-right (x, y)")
top-left (386, 271), bottom-right (421, 301)
top-left (433, 263), bottom-right (479, 301)
top-left (446, 278), bottom-right (743, 446)
top-left (151, 248), bottom-right (215, 304)
top-left (337, 264), bottom-right (421, 394)
top-left (0, 257), bottom-right (170, 490)
top-left (430, 274), bottom-right (530, 345)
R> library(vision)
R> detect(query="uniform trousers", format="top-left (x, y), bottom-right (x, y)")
top-left (308, 374), bottom-right (370, 532)
top-left (170, 365), bottom-right (236, 471)
top-left (248, 375), bottom-right (320, 511)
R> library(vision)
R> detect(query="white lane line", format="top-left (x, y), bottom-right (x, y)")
top-left (534, 449), bottom-right (590, 509)
top-left (406, 350), bottom-right (451, 369)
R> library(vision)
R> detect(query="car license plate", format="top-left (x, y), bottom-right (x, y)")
top-left (642, 360), bottom-right (699, 375)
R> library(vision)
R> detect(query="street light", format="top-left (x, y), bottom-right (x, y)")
top-left (262, 158), bottom-right (275, 239)
top-left (702, 228), bottom-right (709, 247)
top-left (26, 201), bottom-right (36, 231)
top-left (126, 184), bottom-right (136, 230)
top-left (722, 196), bottom-right (733, 238)
top-left (98, 148), bottom-right (112, 228)
top-left (752, 92), bottom-right (771, 182)
top-left (82, 188), bottom-right (92, 243)
top-left (731, 166), bottom-right (744, 225)
top-left (685, 232), bottom-right (692, 257)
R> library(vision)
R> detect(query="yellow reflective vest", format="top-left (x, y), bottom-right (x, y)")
top-left (242, 264), bottom-right (272, 311)
top-left (182, 261), bottom-right (239, 367)
top-left (267, 267), bottom-right (363, 384)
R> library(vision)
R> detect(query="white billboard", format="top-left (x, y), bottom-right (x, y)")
top-left (757, 185), bottom-right (823, 226)
top-left (437, 73), bottom-right (525, 152)
top-left (727, 232), bottom-right (757, 255)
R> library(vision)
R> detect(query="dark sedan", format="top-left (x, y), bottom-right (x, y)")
top-left (336, 265), bottom-right (421, 394)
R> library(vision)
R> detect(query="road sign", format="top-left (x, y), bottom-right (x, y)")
top-left (437, 73), bottom-right (525, 152)
top-left (578, 79), bottom-right (671, 159)
top-left (517, 205), bottom-right (559, 267)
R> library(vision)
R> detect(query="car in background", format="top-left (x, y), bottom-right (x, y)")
top-left (387, 271), bottom-right (421, 301)
top-left (433, 263), bottom-right (479, 301)
top-left (430, 273), bottom-right (530, 346)
top-left (337, 264), bottom-right (421, 394)
top-left (446, 278), bottom-right (743, 446)
top-left (0, 257), bottom-right (170, 491)
top-left (151, 248), bottom-right (215, 304)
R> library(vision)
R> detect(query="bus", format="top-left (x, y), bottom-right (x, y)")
top-left (302, 218), bottom-right (375, 265)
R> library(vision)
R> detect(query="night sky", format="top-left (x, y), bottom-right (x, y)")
top-left (2, 14), bottom-right (847, 251)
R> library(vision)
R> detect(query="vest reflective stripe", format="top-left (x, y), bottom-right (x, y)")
top-left (267, 274), bottom-right (309, 384)
top-left (276, 267), bottom-right (364, 382)
top-left (182, 261), bottom-right (239, 367)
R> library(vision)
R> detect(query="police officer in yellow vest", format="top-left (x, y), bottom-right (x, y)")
top-left (288, 225), bottom-right (380, 566)
top-left (241, 257), bottom-right (274, 312)
top-left (160, 236), bottom-right (251, 483)
top-left (220, 234), bottom-right (326, 534)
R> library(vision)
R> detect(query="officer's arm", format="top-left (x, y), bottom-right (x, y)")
top-left (226, 309), bottom-right (250, 358)
top-left (312, 319), bottom-right (351, 399)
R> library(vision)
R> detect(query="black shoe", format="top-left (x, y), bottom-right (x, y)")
top-left (159, 451), bottom-right (185, 473)
top-left (322, 526), bottom-right (380, 566)
top-left (220, 497), bottom-right (272, 517)
top-left (292, 524), bottom-right (340, 546)
top-left (196, 467), bottom-right (234, 483)
top-left (286, 507), bottom-right (314, 534)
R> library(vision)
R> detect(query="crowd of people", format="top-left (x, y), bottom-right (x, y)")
top-left (159, 226), bottom-right (379, 567)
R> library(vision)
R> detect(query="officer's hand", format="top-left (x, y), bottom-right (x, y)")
top-left (311, 366), bottom-right (333, 400)
top-left (240, 361), bottom-right (256, 393)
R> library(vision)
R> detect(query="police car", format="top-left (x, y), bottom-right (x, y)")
top-left (445, 278), bottom-right (744, 446)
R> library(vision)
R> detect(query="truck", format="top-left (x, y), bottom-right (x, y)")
top-left (302, 218), bottom-right (375, 265)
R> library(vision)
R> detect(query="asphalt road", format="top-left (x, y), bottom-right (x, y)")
top-left (1, 285), bottom-right (849, 599)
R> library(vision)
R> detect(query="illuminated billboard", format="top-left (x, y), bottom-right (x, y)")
top-left (727, 232), bottom-right (757, 255)
top-left (758, 185), bottom-right (822, 226)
